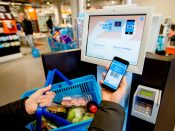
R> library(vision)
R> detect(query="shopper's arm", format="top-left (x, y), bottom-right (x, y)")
top-left (0, 85), bottom-right (55, 130)
top-left (0, 98), bottom-right (35, 130)
top-left (89, 65), bottom-right (127, 131)
top-left (89, 101), bottom-right (125, 131)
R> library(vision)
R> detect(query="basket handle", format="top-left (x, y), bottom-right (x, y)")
top-left (36, 107), bottom-right (43, 131)
top-left (45, 68), bottom-right (73, 87)
top-left (36, 69), bottom-right (72, 131)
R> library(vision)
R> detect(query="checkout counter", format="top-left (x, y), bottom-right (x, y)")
top-left (41, 49), bottom-right (175, 131)
top-left (127, 53), bottom-right (175, 131)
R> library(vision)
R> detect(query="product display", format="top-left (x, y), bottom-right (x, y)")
top-left (0, 13), bottom-right (5, 19)
top-left (37, 16), bottom-right (48, 32)
top-left (0, 41), bottom-right (20, 49)
top-left (0, 4), bottom-right (20, 57)
top-left (2, 20), bottom-right (17, 33)
top-left (0, 35), bottom-right (19, 42)
top-left (0, 21), bottom-right (3, 33)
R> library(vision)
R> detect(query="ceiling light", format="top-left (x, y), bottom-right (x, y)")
top-left (87, 3), bottom-right (90, 7)
top-left (11, 2), bottom-right (15, 6)
top-left (28, 8), bottom-right (34, 12)
top-left (112, 0), bottom-right (115, 4)
top-left (47, 1), bottom-right (50, 5)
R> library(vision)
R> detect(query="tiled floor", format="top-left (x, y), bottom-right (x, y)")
top-left (0, 37), bottom-right (50, 106)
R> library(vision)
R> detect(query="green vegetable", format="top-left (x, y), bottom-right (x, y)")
top-left (67, 107), bottom-right (86, 123)
top-left (81, 113), bottom-right (94, 121)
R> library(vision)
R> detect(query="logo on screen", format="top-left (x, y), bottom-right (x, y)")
top-left (140, 17), bottom-right (144, 21)
top-left (102, 22), bottom-right (113, 31)
top-left (115, 21), bottom-right (122, 27)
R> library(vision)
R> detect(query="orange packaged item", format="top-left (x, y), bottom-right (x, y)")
top-left (166, 47), bottom-right (175, 55)
top-left (53, 31), bottom-right (60, 40)
top-left (2, 20), bottom-right (17, 34)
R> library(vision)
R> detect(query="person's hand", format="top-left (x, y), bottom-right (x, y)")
top-left (25, 85), bottom-right (55, 115)
top-left (168, 31), bottom-right (175, 38)
top-left (99, 65), bottom-right (127, 104)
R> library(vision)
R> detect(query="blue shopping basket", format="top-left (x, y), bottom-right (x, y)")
top-left (21, 69), bottom-right (101, 131)
top-left (48, 37), bottom-right (77, 52)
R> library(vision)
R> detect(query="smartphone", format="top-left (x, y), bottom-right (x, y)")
top-left (125, 20), bottom-right (135, 35)
top-left (102, 57), bottom-right (129, 92)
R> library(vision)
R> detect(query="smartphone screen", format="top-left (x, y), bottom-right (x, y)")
top-left (125, 20), bottom-right (135, 35)
top-left (103, 57), bottom-right (129, 91)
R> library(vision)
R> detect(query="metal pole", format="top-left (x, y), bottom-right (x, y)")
top-left (125, 0), bottom-right (133, 5)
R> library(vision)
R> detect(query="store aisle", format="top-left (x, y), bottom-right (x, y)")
top-left (0, 37), bottom-right (50, 106)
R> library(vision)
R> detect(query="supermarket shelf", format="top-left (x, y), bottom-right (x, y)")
top-left (0, 46), bottom-right (20, 57)
top-left (0, 39), bottom-right (19, 43)
top-left (0, 53), bottom-right (23, 63)
top-left (0, 33), bottom-right (17, 35)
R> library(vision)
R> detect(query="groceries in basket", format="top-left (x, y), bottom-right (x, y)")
top-left (52, 28), bottom-right (73, 44)
top-left (52, 31), bottom-right (61, 42)
top-left (32, 117), bottom-right (60, 131)
top-left (60, 35), bottom-right (72, 44)
top-left (47, 103), bottom-right (67, 119)
top-left (61, 96), bottom-right (88, 107)
top-left (33, 95), bottom-right (98, 130)
top-left (48, 27), bottom-right (77, 52)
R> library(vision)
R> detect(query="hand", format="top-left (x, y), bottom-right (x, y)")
top-left (99, 65), bottom-right (127, 103)
top-left (25, 85), bottom-right (55, 115)
top-left (168, 31), bottom-right (175, 38)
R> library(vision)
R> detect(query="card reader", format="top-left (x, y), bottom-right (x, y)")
top-left (131, 85), bottom-right (162, 124)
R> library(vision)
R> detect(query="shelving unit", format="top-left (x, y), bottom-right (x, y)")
top-left (0, 4), bottom-right (23, 63)
top-left (0, 33), bottom-right (20, 55)
top-left (31, 20), bottom-right (39, 33)
top-left (37, 16), bottom-right (48, 32)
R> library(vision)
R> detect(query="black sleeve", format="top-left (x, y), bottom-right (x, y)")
top-left (28, 20), bottom-right (33, 34)
top-left (89, 101), bottom-right (125, 131)
top-left (46, 20), bottom-right (49, 27)
top-left (0, 98), bottom-right (35, 131)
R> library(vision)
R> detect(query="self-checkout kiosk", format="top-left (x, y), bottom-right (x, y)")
top-left (42, 5), bottom-right (175, 131)
top-left (80, 6), bottom-right (156, 131)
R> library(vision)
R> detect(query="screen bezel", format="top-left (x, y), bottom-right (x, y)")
top-left (102, 56), bottom-right (129, 92)
top-left (81, 6), bottom-right (154, 74)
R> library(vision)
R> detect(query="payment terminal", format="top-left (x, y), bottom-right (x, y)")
top-left (131, 85), bottom-right (162, 124)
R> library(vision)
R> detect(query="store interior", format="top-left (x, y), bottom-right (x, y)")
top-left (0, 0), bottom-right (175, 131)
